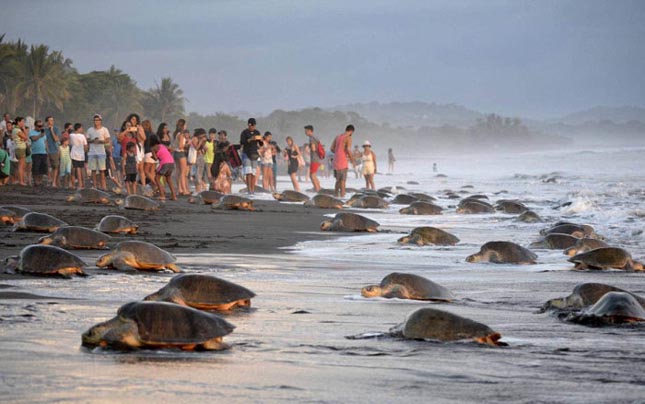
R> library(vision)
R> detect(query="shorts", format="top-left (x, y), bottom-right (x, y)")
top-left (125, 173), bottom-right (137, 183)
top-left (242, 153), bottom-right (259, 176)
top-left (72, 159), bottom-right (85, 169)
top-left (261, 161), bottom-right (273, 168)
top-left (48, 152), bottom-right (60, 169)
top-left (88, 154), bottom-right (106, 171)
top-left (158, 163), bottom-right (175, 176)
top-left (334, 169), bottom-right (348, 181)
top-left (173, 151), bottom-right (186, 161)
top-left (15, 148), bottom-right (26, 159)
top-left (31, 154), bottom-right (48, 176)
top-left (144, 152), bottom-right (155, 164)
top-left (310, 162), bottom-right (321, 175)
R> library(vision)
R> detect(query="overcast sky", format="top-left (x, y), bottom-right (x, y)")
top-left (2, 0), bottom-right (644, 118)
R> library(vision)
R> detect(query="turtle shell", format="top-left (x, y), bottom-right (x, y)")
top-left (117, 301), bottom-right (235, 344)
top-left (274, 190), bottom-right (310, 202)
top-left (14, 212), bottom-right (68, 232)
top-left (380, 273), bottom-right (454, 301)
top-left (391, 194), bottom-right (419, 205)
top-left (495, 200), bottom-right (527, 214)
top-left (74, 188), bottom-right (112, 204)
top-left (0, 207), bottom-right (17, 224)
top-left (516, 211), bottom-right (542, 223)
top-left (456, 200), bottom-right (494, 214)
top-left (399, 201), bottom-right (443, 215)
top-left (564, 238), bottom-right (609, 256)
top-left (582, 292), bottom-right (645, 320)
top-left (198, 191), bottom-right (224, 204)
top-left (114, 241), bottom-right (176, 266)
top-left (124, 195), bottom-right (160, 210)
top-left (95, 215), bottom-right (138, 234)
top-left (146, 274), bottom-right (255, 307)
top-left (401, 227), bottom-right (459, 245)
top-left (530, 233), bottom-right (579, 250)
top-left (39, 226), bottom-right (111, 249)
top-left (543, 283), bottom-right (645, 312)
top-left (0, 205), bottom-right (32, 219)
top-left (568, 247), bottom-right (633, 270)
top-left (213, 195), bottom-right (253, 209)
top-left (467, 241), bottom-right (537, 264)
top-left (324, 212), bottom-right (379, 232)
top-left (18, 244), bottom-right (86, 275)
top-left (304, 194), bottom-right (344, 209)
top-left (407, 192), bottom-right (436, 202)
top-left (347, 196), bottom-right (389, 209)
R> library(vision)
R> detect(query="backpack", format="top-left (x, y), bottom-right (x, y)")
top-left (316, 140), bottom-right (326, 159)
top-left (227, 146), bottom-right (242, 168)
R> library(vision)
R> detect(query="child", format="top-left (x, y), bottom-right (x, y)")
top-left (59, 137), bottom-right (72, 188)
top-left (122, 142), bottom-right (138, 195)
top-left (152, 143), bottom-right (176, 201)
top-left (213, 160), bottom-right (232, 194)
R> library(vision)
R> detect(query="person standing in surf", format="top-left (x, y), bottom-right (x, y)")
top-left (330, 124), bottom-right (355, 198)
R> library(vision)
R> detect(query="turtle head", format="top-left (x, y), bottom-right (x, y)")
top-left (397, 235), bottom-right (412, 245)
top-left (38, 235), bottom-right (54, 245)
top-left (272, 192), bottom-right (283, 201)
top-left (361, 285), bottom-right (383, 298)
top-left (320, 220), bottom-right (333, 231)
top-left (541, 297), bottom-right (566, 312)
top-left (65, 195), bottom-right (76, 203)
top-left (95, 253), bottom-right (112, 268)
top-left (631, 260), bottom-right (644, 271)
top-left (81, 322), bottom-right (107, 347)
top-left (112, 187), bottom-right (123, 195)
top-left (465, 253), bottom-right (481, 263)
top-left (114, 198), bottom-right (124, 207)
top-left (564, 247), bottom-right (578, 257)
top-left (143, 291), bottom-right (163, 302)
top-left (399, 207), bottom-right (411, 214)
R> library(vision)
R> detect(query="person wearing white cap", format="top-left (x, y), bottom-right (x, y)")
top-left (361, 140), bottom-right (377, 190)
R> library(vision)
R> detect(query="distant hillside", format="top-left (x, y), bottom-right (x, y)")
top-left (553, 105), bottom-right (645, 125)
top-left (328, 101), bottom-right (483, 128)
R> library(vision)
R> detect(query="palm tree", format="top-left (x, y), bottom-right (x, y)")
top-left (19, 44), bottom-right (71, 117)
top-left (144, 77), bottom-right (185, 123)
top-left (101, 65), bottom-right (143, 129)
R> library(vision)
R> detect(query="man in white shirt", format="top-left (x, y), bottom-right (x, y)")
top-left (86, 114), bottom-right (110, 190)
top-left (70, 123), bottom-right (87, 190)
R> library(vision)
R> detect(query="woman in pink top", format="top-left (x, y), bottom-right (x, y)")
top-left (152, 144), bottom-right (176, 201)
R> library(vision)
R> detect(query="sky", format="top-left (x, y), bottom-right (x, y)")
top-left (1, 0), bottom-right (644, 119)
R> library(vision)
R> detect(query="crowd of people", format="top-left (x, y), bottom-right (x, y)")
top-left (0, 112), bottom-right (389, 198)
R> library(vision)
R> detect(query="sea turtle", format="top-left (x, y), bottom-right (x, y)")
top-left (0, 207), bottom-right (17, 224)
top-left (96, 240), bottom-right (180, 272)
top-left (399, 201), bottom-right (443, 215)
top-left (0, 205), bottom-right (32, 220)
top-left (391, 194), bottom-right (419, 205)
top-left (398, 227), bottom-right (459, 246)
top-left (144, 274), bottom-right (256, 311)
top-left (565, 292), bottom-right (645, 325)
top-left (407, 192), bottom-right (436, 202)
top-left (13, 212), bottom-right (68, 233)
top-left (81, 301), bottom-right (235, 351)
top-left (66, 188), bottom-right (114, 205)
top-left (3, 244), bottom-right (86, 277)
top-left (95, 215), bottom-right (139, 234)
top-left (568, 247), bottom-right (643, 271)
top-left (516, 210), bottom-right (542, 223)
top-left (467, 194), bottom-right (489, 200)
top-left (196, 190), bottom-right (224, 205)
top-left (541, 283), bottom-right (645, 312)
top-left (240, 186), bottom-right (270, 194)
top-left (389, 307), bottom-right (506, 346)
top-left (529, 233), bottom-right (579, 250)
top-left (304, 194), bottom-right (344, 209)
top-left (361, 273), bottom-right (454, 301)
top-left (466, 241), bottom-right (537, 264)
top-left (38, 226), bottom-right (112, 249)
top-left (272, 190), bottom-right (310, 202)
top-left (122, 195), bottom-right (160, 211)
top-left (212, 195), bottom-right (255, 211)
top-left (320, 212), bottom-right (379, 232)
top-left (495, 200), bottom-right (527, 214)
top-left (346, 195), bottom-right (389, 209)
top-left (456, 199), bottom-right (495, 214)
top-left (564, 238), bottom-right (609, 257)
top-left (540, 223), bottom-right (601, 239)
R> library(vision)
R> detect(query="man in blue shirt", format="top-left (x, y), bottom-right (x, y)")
top-left (29, 119), bottom-right (48, 186)
top-left (44, 116), bottom-right (61, 187)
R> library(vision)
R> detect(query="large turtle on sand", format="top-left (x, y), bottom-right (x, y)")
top-left (495, 200), bottom-right (527, 214)
top-left (144, 274), bottom-right (256, 311)
top-left (66, 188), bottom-right (114, 205)
top-left (391, 194), bottom-right (419, 205)
top-left (516, 210), bottom-right (542, 223)
top-left (13, 212), bottom-right (68, 233)
top-left (211, 195), bottom-right (255, 211)
top-left (346, 195), bottom-right (389, 209)
top-left (304, 194), bottom-right (344, 209)
top-left (399, 201), bottom-right (443, 215)
top-left (361, 273), bottom-right (454, 301)
top-left (122, 195), bottom-right (160, 211)
top-left (456, 199), bottom-right (495, 214)
top-left (0, 207), bottom-right (17, 224)
top-left (95, 215), bottom-right (138, 234)
top-left (193, 190), bottom-right (224, 205)
top-left (96, 240), bottom-right (180, 272)
top-left (38, 226), bottom-right (111, 249)
top-left (81, 301), bottom-right (235, 351)
top-left (565, 292), bottom-right (645, 325)
top-left (564, 238), bottom-right (609, 257)
top-left (272, 190), bottom-right (310, 202)
top-left (320, 212), bottom-right (379, 232)
top-left (4, 244), bottom-right (86, 277)
top-left (541, 283), bottom-right (645, 312)
top-left (568, 247), bottom-right (643, 271)
top-left (466, 241), bottom-right (537, 264)
top-left (0, 205), bottom-right (31, 221)
top-left (398, 227), bottom-right (459, 246)
top-left (529, 233), bottom-right (579, 250)
top-left (388, 307), bottom-right (506, 346)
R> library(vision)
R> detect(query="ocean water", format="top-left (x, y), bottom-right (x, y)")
top-left (1, 147), bottom-right (645, 403)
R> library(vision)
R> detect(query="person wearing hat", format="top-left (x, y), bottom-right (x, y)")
top-left (361, 140), bottom-right (377, 190)
top-left (239, 118), bottom-right (263, 194)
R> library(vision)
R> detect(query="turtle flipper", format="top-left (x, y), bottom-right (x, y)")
top-left (166, 263), bottom-right (182, 273)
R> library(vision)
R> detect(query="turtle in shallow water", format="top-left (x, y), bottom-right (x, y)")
top-left (96, 240), bottom-right (180, 272)
top-left (0, 207), bottom-right (17, 224)
top-left (361, 273), bottom-right (454, 301)
top-left (272, 190), bottom-right (310, 202)
top-left (211, 195), bottom-right (255, 211)
top-left (81, 301), bottom-right (235, 351)
top-left (565, 292), bottom-right (645, 325)
top-left (4, 244), bottom-right (86, 278)
top-left (466, 241), bottom-right (537, 264)
top-left (320, 212), bottom-right (379, 232)
top-left (122, 195), bottom-right (160, 211)
top-left (388, 307), bottom-right (506, 346)
top-left (66, 188), bottom-right (114, 205)
top-left (95, 215), bottom-right (138, 234)
top-left (541, 283), bottom-right (645, 312)
top-left (516, 210), bottom-right (542, 223)
top-left (391, 194), bottom-right (419, 205)
top-left (399, 201), bottom-right (443, 215)
top-left (564, 238), bottom-right (609, 257)
top-left (456, 199), bottom-right (494, 214)
top-left (144, 274), bottom-right (256, 311)
top-left (540, 223), bottom-right (602, 239)
top-left (529, 233), bottom-right (579, 250)
top-left (304, 194), bottom-right (344, 209)
top-left (13, 212), bottom-right (68, 233)
top-left (568, 247), bottom-right (643, 271)
top-left (38, 226), bottom-right (111, 249)
top-left (346, 195), bottom-right (389, 209)
top-left (0, 205), bottom-right (31, 221)
top-left (407, 192), bottom-right (436, 202)
top-left (398, 227), bottom-right (459, 246)
top-left (495, 200), bottom-right (527, 214)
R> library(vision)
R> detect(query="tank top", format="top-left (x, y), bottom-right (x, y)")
top-left (333, 133), bottom-right (349, 170)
